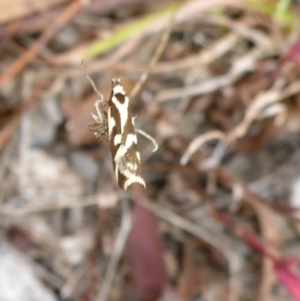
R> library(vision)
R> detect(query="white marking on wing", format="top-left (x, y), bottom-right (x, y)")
top-left (114, 145), bottom-right (127, 164)
top-left (126, 162), bottom-right (137, 171)
top-left (108, 108), bottom-right (116, 139)
top-left (114, 134), bottom-right (122, 145)
top-left (111, 94), bottom-right (129, 134)
top-left (114, 134), bottom-right (137, 163)
top-left (124, 175), bottom-right (145, 190)
top-left (125, 134), bottom-right (137, 147)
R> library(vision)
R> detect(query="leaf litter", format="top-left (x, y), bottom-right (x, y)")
top-left (1, 0), bottom-right (300, 300)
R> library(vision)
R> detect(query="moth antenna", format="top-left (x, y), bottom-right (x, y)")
top-left (136, 129), bottom-right (158, 152)
top-left (81, 60), bottom-right (103, 100)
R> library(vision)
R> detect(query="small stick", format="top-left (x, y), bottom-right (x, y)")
top-left (129, 7), bottom-right (176, 100)
top-left (95, 199), bottom-right (132, 301)
top-left (0, 0), bottom-right (81, 88)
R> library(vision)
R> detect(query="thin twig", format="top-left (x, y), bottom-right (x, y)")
top-left (180, 131), bottom-right (229, 165)
top-left (129, 6), bottom-right (176, 100)
top-left (95, 199), bottom-right (132, 301)
top-left (154, 47), bottom-right (271, 103)
top-left (180, 74), bottom-right (295, 165)
top-left (0, 77), bottom-right (51, 150)
top-left (0, 194), bottom-right (104, 216)
top-left (0, 0), bottom-right (81, 88)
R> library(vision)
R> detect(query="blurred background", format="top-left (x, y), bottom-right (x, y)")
top-left (1, 0), bottom-right (300, 300)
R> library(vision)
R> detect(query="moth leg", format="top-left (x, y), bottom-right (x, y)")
top-left (91, 97), bottom-right (108, 123)
top-left (88, 122), bottom-right (108, 140)
top-left (132, 115), bottom-right (158, 152)
top-left (135, 128), bottom-right (158, 152)
top-left (81, 60), bottom-right (109, 139)
top-left (89, 98), bottom-right (109, 139)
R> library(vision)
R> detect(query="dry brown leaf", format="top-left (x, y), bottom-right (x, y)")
top-left (123, 202), bottom-right (168, 301)
top-left (62, 94), bottom-right (100, 146)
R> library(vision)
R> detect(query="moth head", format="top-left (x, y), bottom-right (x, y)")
top-left (112, 78), bottom-right (121, 87)
top-left (111, 78), bottom-right (126, 95)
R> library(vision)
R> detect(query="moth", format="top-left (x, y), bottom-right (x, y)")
top-left (89, 79), bottom-right (146, 190)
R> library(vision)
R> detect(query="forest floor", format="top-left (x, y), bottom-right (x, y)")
top-left (1, 0), bottom-right (300, 301)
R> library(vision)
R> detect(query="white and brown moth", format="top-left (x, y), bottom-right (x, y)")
top-left (89, 79), bottom-right (146, 190)
top-left (107, 79), bottom-right (145, 190)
